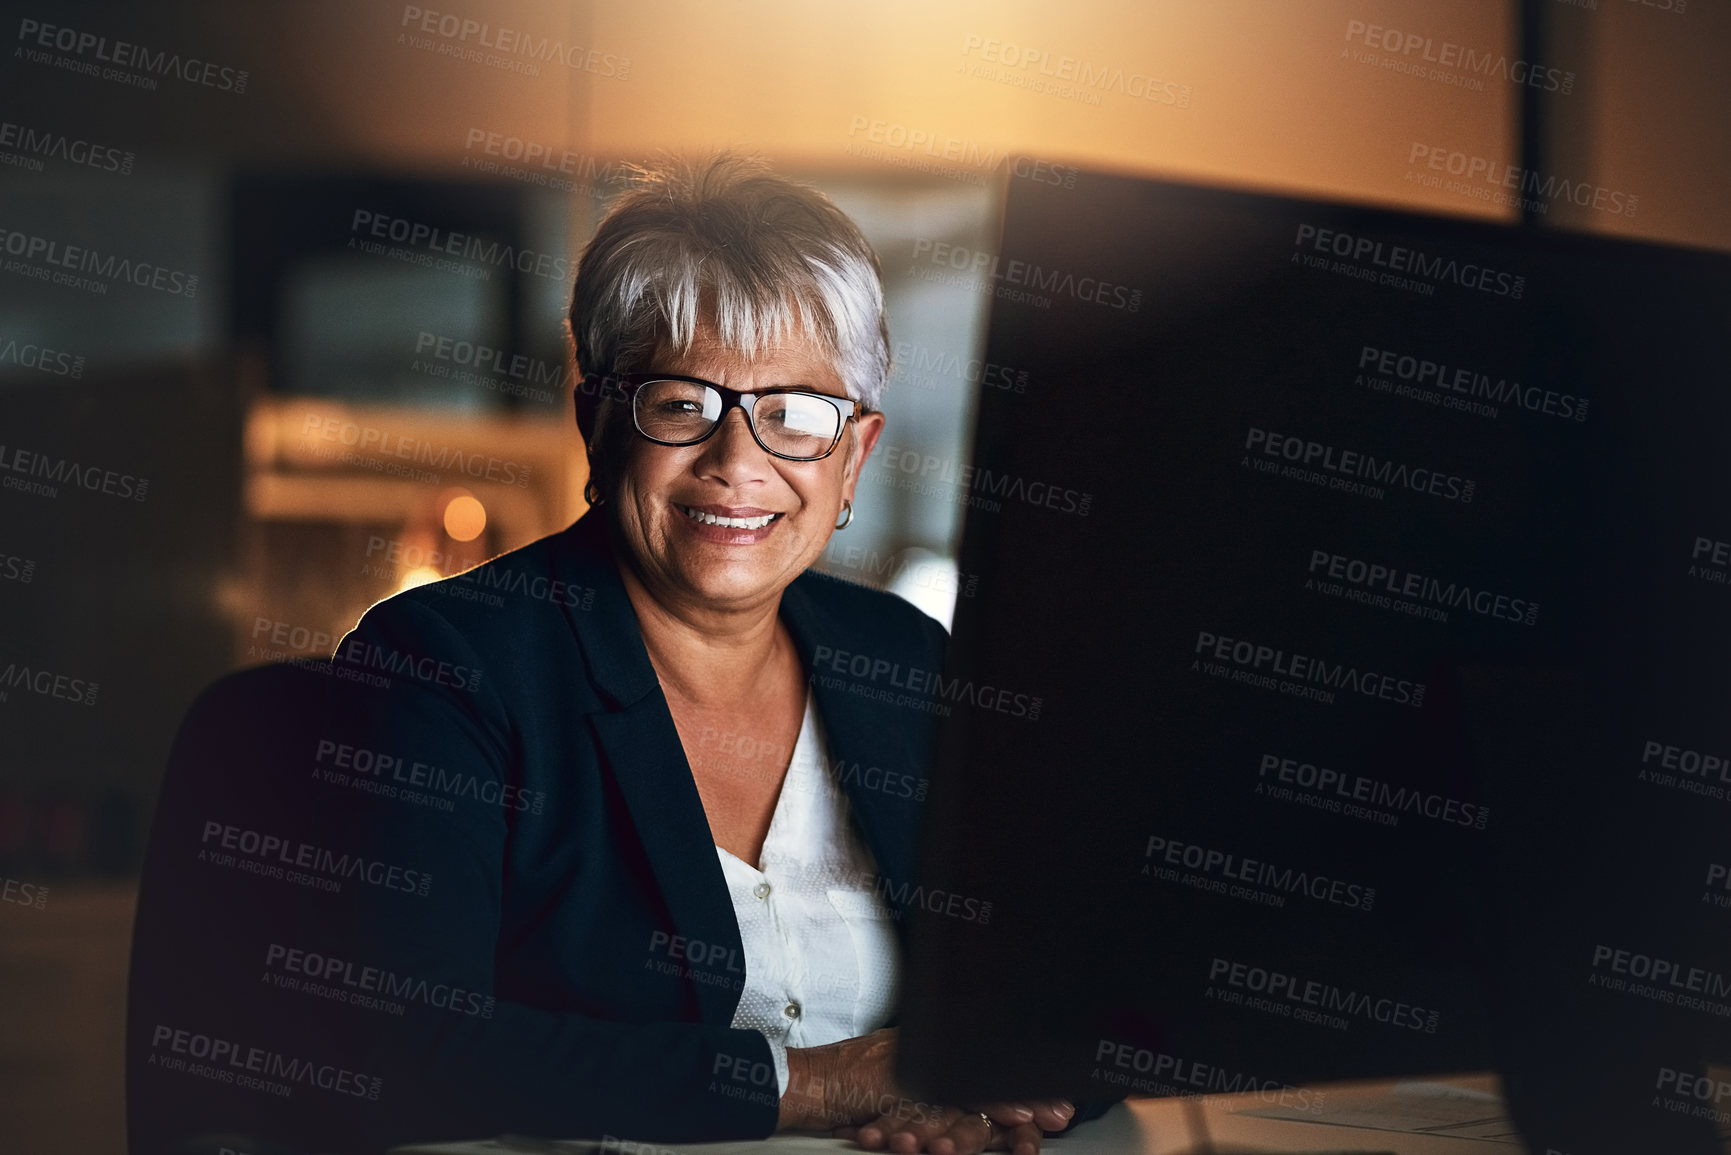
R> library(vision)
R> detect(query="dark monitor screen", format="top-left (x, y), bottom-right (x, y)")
top-left (896, 164), bottom-right (1731, 1143)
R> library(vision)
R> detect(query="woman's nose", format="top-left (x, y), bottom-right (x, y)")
top-left (695, 406), bottom-right (774, 478)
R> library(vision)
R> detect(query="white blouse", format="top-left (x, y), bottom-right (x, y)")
top-left (714, 692), bottom-right (903, 1096)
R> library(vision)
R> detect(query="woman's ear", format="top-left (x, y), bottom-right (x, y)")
top-left (582, 395), bottom-right (629, 502)
top-left (842, 410), bottom-right (886, 500)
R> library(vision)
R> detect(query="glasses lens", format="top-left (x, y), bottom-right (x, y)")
top-left (636, 379), bottom-right (722, 443)
top-left (755, 393), bottom-right (842, 459)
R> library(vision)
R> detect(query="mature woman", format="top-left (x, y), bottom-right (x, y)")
top-left (285, 154), bottom-right (1076, 1153)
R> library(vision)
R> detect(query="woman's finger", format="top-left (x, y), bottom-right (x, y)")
top-left (1004, 1120), bottom-right (1044, 1155)
top-left (1025, 1098), bottom-right (1074, 1131)
top-left (856, 1102), bottom-right (954, 1152)
top-left (973, 1100), bottom-right (1034, 1126)
top-left (970, 1097), bottom-right (1072, 1135)
top-left (852, 1114), bottom-right (893, 1149)
top-left (927, 1108), bottom-right (997, 1155)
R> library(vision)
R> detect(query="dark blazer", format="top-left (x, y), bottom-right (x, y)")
top-left (335, 509), bottom-right (958, 1144)
top-left (130, 510), bottom-right (954, 1153)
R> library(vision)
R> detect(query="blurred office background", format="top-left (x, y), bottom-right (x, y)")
top-left (0, 0), bottom-right (1725, 1149)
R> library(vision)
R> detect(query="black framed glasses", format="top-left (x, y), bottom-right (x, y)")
top-left (616, 373), bottom-right (862, 462)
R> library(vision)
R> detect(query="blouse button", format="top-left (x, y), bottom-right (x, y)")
top-left (784, 1001), bottom-right (802, 1019)
top-left (754, 882), bottom-right (772, 900)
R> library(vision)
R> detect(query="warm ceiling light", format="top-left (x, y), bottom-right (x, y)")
top-left (444, 494), bottom-right (487, 541)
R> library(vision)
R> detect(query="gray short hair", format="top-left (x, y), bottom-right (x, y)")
top-left (567, 153), bottom-right (889, 447)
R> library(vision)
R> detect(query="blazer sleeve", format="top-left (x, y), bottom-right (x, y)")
top-left (311, 596), bottom-right (783, 1147)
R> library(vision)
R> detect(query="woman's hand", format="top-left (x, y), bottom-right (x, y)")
top-left (840, 1099), bottom-right (1075, 1155)
top-left (778, 1027), bottom-right (1074, 1153)
top-left (778, 1027), bottom-right (900, 1132)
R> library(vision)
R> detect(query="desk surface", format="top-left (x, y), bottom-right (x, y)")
top-left (391, 1073), bottom-right (1531, 1155)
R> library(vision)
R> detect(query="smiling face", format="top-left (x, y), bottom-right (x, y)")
top-left (601, 320), bottom-right (885, 617)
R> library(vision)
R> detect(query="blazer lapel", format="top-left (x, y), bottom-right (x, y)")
top-left (551, 514), bottom-right (745, 1026)
top-left (588, 702), bottom-right (745, 1026)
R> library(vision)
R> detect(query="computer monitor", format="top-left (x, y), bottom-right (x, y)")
top-left (896, 164), bottom-right (1731, 1151)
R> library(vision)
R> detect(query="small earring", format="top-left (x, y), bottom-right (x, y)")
top-left (834, 500), bottom-right (854, 530)
top-left (584, 478), bottom-right (604, 506)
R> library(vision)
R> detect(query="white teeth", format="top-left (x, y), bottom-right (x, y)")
top-left (678, 505), bottom-right (779, 530)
